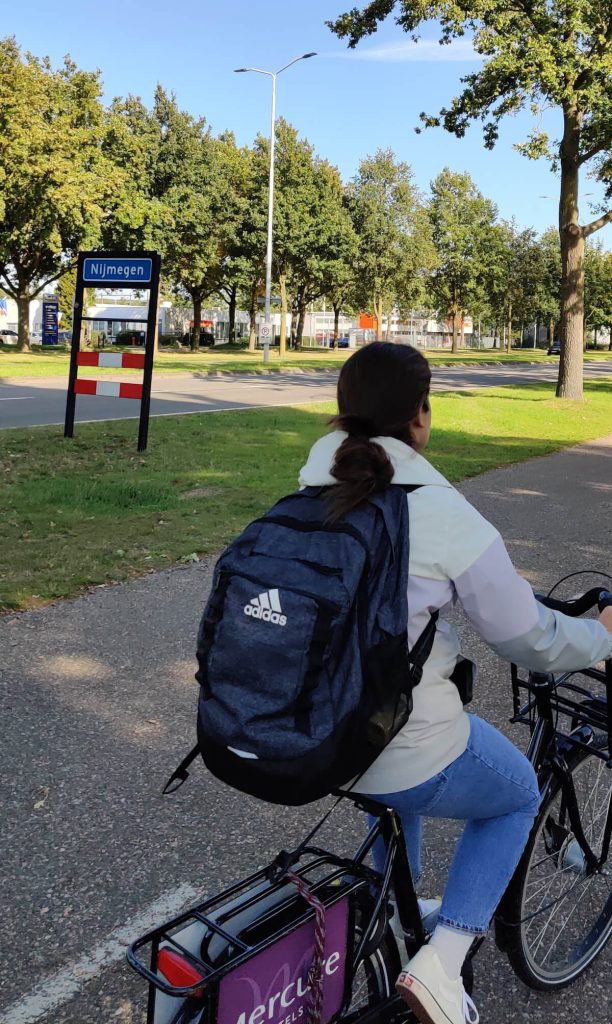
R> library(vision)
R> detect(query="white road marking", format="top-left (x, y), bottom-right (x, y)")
top-left (0, 883), bottom-right (199, 1024)
top-left (0, 396), bottom-right (31, 401)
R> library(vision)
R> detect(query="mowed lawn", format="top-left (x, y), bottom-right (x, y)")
top-left (3, 342), bottom-right (612, 379)
top-left (1, 379), bottom-right (611, 612)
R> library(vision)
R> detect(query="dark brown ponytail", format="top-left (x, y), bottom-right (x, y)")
top-left (326, 343), bottom-right (431, 522)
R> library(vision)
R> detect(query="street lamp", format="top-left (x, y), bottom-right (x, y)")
top-left (235, 52), bottom-right (317, 361)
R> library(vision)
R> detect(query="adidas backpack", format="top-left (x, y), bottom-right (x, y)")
top-left (167, 484), bottom-right (437, 806)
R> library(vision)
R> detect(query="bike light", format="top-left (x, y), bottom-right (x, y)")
top-left (157, 948), bottom-right (206, 993)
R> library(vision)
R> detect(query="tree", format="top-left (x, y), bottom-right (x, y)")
top-left (271, 120), bottom-right (322, 355)
top-left (485, 223), bottom-right (553, 350)
top-left (56, 267), bottom-right (95, 333)
top-left (349, 148), bottom-right (435, 340)
top-left (227, 141), bottom-right (269, 351)
top-left (214, 138), bottom-right (263, 345)
top-left (0, 38), bottom-right (116, 350)
top-left (105, 90), bottom-right (247, 352)
top-left (428, 169), bottom-right (497, 351)
top-left (584, 243), bottom-right (612, 348)
top-left (289, 158), bottom-right (359, 347)
top-left (328, 1), bottom-right (612, 398)
top-left (162, 119), bottom-right (247, 352)
top-left (533, 228), bottom-right (563, 345)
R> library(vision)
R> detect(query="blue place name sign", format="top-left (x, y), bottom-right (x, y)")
top-left (83, 257), bottom-right (153, 285)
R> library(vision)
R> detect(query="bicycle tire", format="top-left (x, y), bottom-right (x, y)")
top-left (338, 922), bottom-right (404, 1022)
top-left (495, 734), bottom-right (612, 990)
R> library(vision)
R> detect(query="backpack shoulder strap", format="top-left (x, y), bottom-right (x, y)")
top-left (408, 610), bottom-right (439, 684)
top-left (162, 742), bottom-right (200, 794)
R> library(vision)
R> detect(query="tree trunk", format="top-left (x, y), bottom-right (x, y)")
top-left (506, 303), bottom-right (512, 353)
top-left (228, 283), bottom-right (237, 343)
top-left (289, 292), bottom-right (300, 349)
top-left (556, 105), bottom-right (584, 399)
top-left (333, 303), bottom-right (341, 346)
top-left (451, 310), bottom-right (459, 353)
top-left (248, 286), bottom-right (257, 351)
top-left (296, 297), bottom-right (307, 348)
top-left (279, 272), bottom-right (288, 356)
top-left (451, 284), bottom-right (458, 353)
top-left (152, 292), bottom-right (160, 356)
top-left (16, 289), bottom-right (31, 352)
top-left (373, 295), bottom-right (383, 341)
top-left (191, 293), bottom-right (202, 352)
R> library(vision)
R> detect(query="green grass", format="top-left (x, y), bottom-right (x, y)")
top-left (2, 378), bottom-right (611, 612)
top-left (3, 342), bottom-right (611, 379)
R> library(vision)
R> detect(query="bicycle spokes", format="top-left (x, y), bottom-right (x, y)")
top-left (521, 752), bottom-right (612, 977)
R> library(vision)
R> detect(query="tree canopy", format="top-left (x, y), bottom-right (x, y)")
top-left (0, 38), bottom-right (117, 349)
top-left (328, 0), bottom-right (612, 396)
top-left (349, 148), bottom-right (435, 340)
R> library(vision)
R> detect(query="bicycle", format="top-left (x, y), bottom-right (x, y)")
top-left (127, 579), bottom-right (612, 1024)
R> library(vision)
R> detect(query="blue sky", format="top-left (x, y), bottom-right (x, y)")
top-left (7, 0), bottom-right (610, 244)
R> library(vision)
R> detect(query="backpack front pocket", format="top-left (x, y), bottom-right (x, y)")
top-left (204, 573), bottom-right (336, 756)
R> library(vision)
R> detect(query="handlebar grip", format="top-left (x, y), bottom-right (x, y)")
top-left (535, 586), bottom-right (605, 616)
top-left (598, 590), bottom-right (612, 613)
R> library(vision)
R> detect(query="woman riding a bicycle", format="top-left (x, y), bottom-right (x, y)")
top-left (297, 342), bottom-right (612, 1024)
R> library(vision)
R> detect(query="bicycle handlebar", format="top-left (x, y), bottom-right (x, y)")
top-left (535, 587), bottom-right (612, 617)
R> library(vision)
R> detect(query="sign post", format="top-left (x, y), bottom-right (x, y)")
top-left (258, 321), bottom-right (273, 364)
top-left (64, 251), bottom-right (161, 451)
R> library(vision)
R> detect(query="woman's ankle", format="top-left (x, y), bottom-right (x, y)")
top-left (429, 925), bottom-right (477, 981)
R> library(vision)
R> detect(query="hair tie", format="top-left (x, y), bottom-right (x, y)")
top-left (342, 415), bottom-right (377, 439)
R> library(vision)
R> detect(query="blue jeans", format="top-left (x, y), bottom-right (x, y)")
top-left (368, 715), bottom-right (540, 934)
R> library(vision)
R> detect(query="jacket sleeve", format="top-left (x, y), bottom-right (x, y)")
top-left (445, 497), bottom-right (612, 672)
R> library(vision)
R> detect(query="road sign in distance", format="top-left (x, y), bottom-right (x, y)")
top-left (259, 323), bottom-right (273, 341)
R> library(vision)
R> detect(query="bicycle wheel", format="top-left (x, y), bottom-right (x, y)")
top-left (339, 923), bottom-right (403, 1022)
top-left (496, 734), bottom-right (612, 989)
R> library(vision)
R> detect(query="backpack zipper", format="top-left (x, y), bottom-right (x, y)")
top-left (259, 515), bottom-right (370, 560)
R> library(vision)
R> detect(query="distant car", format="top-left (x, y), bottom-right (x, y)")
top-left (0, 328), bottom-right (19, 345)
top-left (547, 340), bottom-right (561, 355)
top-left (337, 336), bottom-right (350, 348)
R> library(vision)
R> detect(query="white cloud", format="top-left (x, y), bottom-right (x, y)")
top-left (334, 38), bottom-right (480, 63)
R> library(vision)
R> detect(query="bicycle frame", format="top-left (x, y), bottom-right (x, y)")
top-left (510, 663), bottom-right (612, 875)
top-left (128, 587), bottom-right (612, 1021)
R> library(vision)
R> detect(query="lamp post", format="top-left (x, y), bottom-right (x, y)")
top-left (235, 52), bottom-right (316, 362)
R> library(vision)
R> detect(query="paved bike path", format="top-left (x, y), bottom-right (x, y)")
top-left (1, 435), bottom-right (611, 1023)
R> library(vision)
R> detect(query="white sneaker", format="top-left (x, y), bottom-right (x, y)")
top-left (396, 945), bottom-right (479, 1024)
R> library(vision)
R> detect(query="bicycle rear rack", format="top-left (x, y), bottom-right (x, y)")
top-left (127, 847), bottom-right (381, 1023)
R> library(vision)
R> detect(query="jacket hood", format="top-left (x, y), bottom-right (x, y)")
top-left (299, 430), bottom-right (453, 489)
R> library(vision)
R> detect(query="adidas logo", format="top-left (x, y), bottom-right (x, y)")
top-left (244, 588), bottom-right (287, 626)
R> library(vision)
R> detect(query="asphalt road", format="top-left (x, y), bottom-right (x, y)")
top-left (1, 435), bottom-right (611, 1024)
top-left (1, 361), bottom-right (611, 429)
